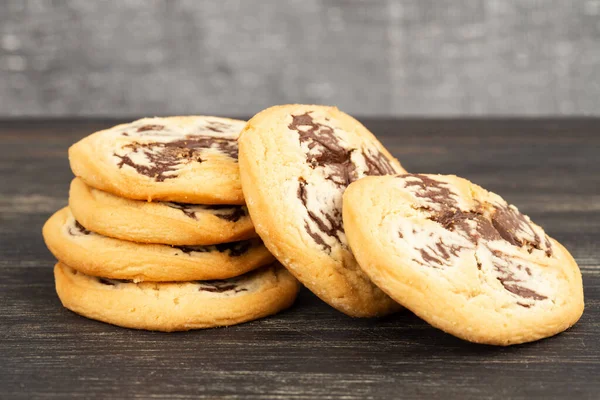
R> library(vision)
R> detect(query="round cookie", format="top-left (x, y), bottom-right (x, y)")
top-left (238, 104), bottom-right (406, 317)
top-left (43, 207), bottom-right (275, 282)
top-left (342, 173), bottom-right (584, 345)
top-left (54, 262), bottom-right (300, 331)
top-left (69, 116), bottom-right (247, 204)
top-left (69, 178), bottom-right (256, 245)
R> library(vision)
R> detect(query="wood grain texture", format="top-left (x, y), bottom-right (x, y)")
top-left (0, 119), bottom-right (599, 399)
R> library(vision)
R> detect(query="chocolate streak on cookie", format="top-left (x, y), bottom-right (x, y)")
top-left (398, 174), bottom-right (551, 304)
top-left (97, 277), bottom-right (132, 286)
top-left (165, 202), bottom-right (198, 219)
top-left (289, 112), bottom-right (399, 252)
top-left (165, 202), bottom-right (247, 222)
top-left (418, 240), bottom-right (464, 268)
top-left (492, 204), bottom-right (553, 257)
top-left (68, 220), bottom-right (91, 236)
top-left (203, 205), bottom-right (247, 222)
top-left (174, 241), bottom-right (253, 257)
top-left (197, 280), bottom-right (248, 294)
top-left (400, 173), bottom-right (459, 209)
top-left (363, 148), bottom-right (398, 175)
top-left (416, 212), bottom-right (502, 268)
top-left (297, 178), bottom-right (336, 252)
top-left (137, 124), bottom-right (165, 132)
top-left (115, 134), bottom-right (238, 182)
top-left (205, 121), bottom-right (232, 133)
top-left (490, 251), bottom-right (548, 301)
top-left (431, 210), bottom-right (503, 243)
top-left (95, 274), bottom-right (247, 294)
top-left (290, 112), bottom-right (358, 186)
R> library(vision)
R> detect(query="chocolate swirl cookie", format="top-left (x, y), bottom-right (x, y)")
top-left (69, 178), bottom-right (255, 246)
top-left (42, 207), bottom-right (274, 282)
top-left (69, 116), bottom-right (247, 204)
top-left (342, 173), bottom-right (584, 345)
top-left (54, 262), bottom-right (300, 331)
top-left (238, 105), bottom-right (406, 317)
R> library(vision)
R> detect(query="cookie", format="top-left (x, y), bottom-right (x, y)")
top-left (69, 116), bottom-right (247, 204)
top-left (43, 207), bottom-right (275, 282)
top-left (69, 178), bottom-right (256, 245)
top-left (238, 104), bottom-right (406, 317)
top-left (342, 173), bottom-right (584, 345)
top-left (54, 262), bottom-right (300, 331)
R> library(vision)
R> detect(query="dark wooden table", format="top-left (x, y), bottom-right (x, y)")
top-left (1, 119), bottom-right (599, 399)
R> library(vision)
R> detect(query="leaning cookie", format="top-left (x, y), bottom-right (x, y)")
top-left (69, 178), bottom-right (256, 245)
top-left (69, 116), bottom-right (246, 204)
top-left (54, 262), bottom-right (300, 331)
top-left (238, 104), bottom-right (406, 317)
top-left (343, 173), bottom-right (584, 345)
top-left (43, 208), bottom-right (274, 282)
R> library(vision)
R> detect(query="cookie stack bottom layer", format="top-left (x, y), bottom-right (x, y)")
top-left (55, 262), bottom-right (300, 331)
top-left (42, 205), bottom-right (298, 330)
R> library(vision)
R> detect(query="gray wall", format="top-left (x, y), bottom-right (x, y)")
top-left (1, 0), bottom-right (599, 117)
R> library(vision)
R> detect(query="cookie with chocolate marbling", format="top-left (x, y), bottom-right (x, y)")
top-left (69, 116), bottom-right (247, 204)
top-left (69, 178), bottom-right (256, 245)
top-left (54, 262), bottom-right (300, 331)
top-left (238, 104), bottom-right (406, 317)
top-left (343, 173), bottom-right (584, 345)
top-left (43, 207), bottom-right (274, 282)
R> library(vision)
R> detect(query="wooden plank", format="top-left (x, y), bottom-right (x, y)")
top-left (0, 119), bottom-right (598, 399)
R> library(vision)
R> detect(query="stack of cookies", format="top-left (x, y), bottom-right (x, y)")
top-left (42, 106), bottom-right (585, 346)
top-left (42, 116), bottom-right (300, 331)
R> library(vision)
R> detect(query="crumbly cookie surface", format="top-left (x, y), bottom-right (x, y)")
top-left (343, 173), bottom-right (584, 345)
top-left (54, 262), bottom-right (300, 331)
top-left (69, 116), bottom-right (247, 204)
top-left (238, 104), bottom-right (406, 317)
top-left (43, 207), bottom-right (274, 281)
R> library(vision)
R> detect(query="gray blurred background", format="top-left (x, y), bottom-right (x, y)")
top-left (1, 0), bottom-right (599, 117)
